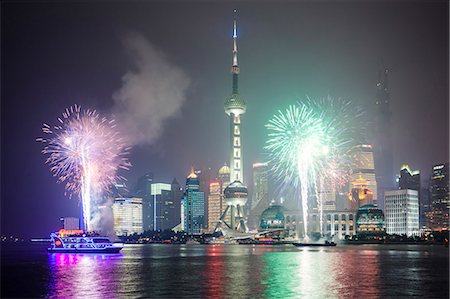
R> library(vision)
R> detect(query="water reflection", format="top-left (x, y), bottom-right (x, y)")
top-left (47, 253), bottom-right (122, 298)
top-left (39, 244), bottom-right (448, 298)
top-left (258, 247), bottom-right (389, 298)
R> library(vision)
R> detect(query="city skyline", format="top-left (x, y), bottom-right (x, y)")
top-left (2, 2), bottom-right (448, 237)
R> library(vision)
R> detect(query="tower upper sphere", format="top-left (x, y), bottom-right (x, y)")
top-left (224, 9), bottom-right (246, 116)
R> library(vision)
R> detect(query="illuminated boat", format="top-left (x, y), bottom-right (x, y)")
top-left (48, 229), bottom-right (123, 253)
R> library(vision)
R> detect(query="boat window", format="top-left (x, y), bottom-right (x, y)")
top-left (92, 238), bottom-right (111, 243)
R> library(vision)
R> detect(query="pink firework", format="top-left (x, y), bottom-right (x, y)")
top-left (37, 105), bottom-right (131, 231)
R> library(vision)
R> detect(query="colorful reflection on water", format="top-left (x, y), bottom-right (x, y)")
top-left (47, 253), bottom-right (123, 298)
top-left (27, 244), bottom-right (448, 298)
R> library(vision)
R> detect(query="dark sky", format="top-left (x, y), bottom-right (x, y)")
top-left (2, 1), bottom-right (448, 237)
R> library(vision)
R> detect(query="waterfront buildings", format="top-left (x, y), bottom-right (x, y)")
top-left (349, 144), bottom-right (378, 206)
top-left (384, 189), bottom-right (419, 236)
top-left (373, 69), bottom-right (395, 210)
top-left (248, 162), bottom-right (270, 230)
top-left (219, 11), bottom-right (248, 232)
top-left (182, 169), bottom-right (205, 234)
top-left (284, 210), bottom-right (357, 240)
top-left (112, 197), bottom-right (143, 236)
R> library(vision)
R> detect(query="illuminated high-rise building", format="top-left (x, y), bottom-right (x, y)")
top-left (373, 69), bottom-right (395, 209)
top-left (349, 145), bottom-right (378, 206)
top-left (385, 189), bottom-right (419, 236)
top-left (426, 163), bottom-right (449, 230)
top-left (183, 169), bottom-right (205, 234)
top-left (209, 164), bottom-right (231, 231)
top-left (150, 182), bottom-right (174, 231)
top-left (248, 162), bottom-right (270, 229)
top-left (170, 178), bottom-right (183, 230)
top-left (134, 173), bottom-right (154, 231)
top-left (219, 10), bottom-right (248, 233)
top-left (112, 197), bottom-right (143, 236)
top-left (208, 180), bottom-right (221, 230)
top-left (398, 165), bottom-right (420, 191)
top-left (397, 165), bottom-right (423, 227)
top-left (430, 163), bottom-right (449, 210)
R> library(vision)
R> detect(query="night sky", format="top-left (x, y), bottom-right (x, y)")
top-left (2, 1), bottom-right (448, 237)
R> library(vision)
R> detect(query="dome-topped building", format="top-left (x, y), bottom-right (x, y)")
top-left (218, 164), bottom-right (231, 176)
top-left (260, 205), bottom-right (286, 230)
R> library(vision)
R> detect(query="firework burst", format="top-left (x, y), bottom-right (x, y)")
top-left (265, 96), bottom-right (364, 238)
top-left (37, 105), bottom-right (131, 231)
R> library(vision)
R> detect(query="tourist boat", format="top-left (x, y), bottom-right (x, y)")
top-left (292, 241), bottom-right (337, 247)
top-left (48, 229), bottom-right (123, 253)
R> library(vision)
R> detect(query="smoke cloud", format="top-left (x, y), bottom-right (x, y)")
top-left (113, 32), bottom-right (190, 145)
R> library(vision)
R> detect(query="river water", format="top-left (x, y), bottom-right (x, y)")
top-left (1, 243), bottom-right (448, 298)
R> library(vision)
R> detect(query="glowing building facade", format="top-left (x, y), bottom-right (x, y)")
top-left (183, 170), bottom-right (205, 234)
top-left (284, 210), bottom-right (356, 240)
top-left (426, 163), bottom-right (449, 230)
top-left (349, 145), bottom-right (378, 206)
top-left (384, 189), bottom-right (419, 236)
top-left (150, 182), bottom-right (177, 231)
top-left (208, 180), bottom-right (221, 231)
top-left (112, 197), bottom-right (143, 236)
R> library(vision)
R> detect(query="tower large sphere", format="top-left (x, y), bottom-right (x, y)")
top-left (224, 93), bottom-right (247, 116)
top-left (224, 180), bottom-right (248, 206)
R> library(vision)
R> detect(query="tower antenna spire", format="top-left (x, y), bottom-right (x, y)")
top-left (233, 9), bottom-right (238, 67)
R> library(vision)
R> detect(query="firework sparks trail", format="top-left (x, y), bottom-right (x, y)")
top-left (37, 105), bottom-right (131, 231)
top-left (266, 97), bottom-right (364, 240)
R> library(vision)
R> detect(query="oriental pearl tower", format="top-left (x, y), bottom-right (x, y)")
top-left (218, 10), bottom-right (248, 233)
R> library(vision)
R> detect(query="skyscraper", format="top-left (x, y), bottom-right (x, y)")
top-left (397, 165), bottom-right (422, 227)
top-left (430, 163), bottom-right (449, 209)
top-left (208, 164), bottom-right (231, 231)
top-left (426, 163), bottom-right (449, 230)
top-left (398, 165), bottom-right (420, 191)
top-left (195, 167), bottom-right (213, 229)
top-left (112, 197), bottom-right (143, 236)
top-left (170, 178), bottom-right (183, 230)
top-left (248, 162), bottom-right (270, 230)
top-left (384, 189), bottom-right (419, 237)
top-left (208, 180), bottom-right (221, 231)
top-left (219, 10), bottom-right (248, 233)
top-left (349, 145), bottom-right (378, 206)
top-left (150, 182), bottom-right (172, 231)
top-left (373, 69), bottom-right (395, 209)
top-left (183, 169), bottom-right (205, 234)
top-left (134, 173), bottom-right (153, 231)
